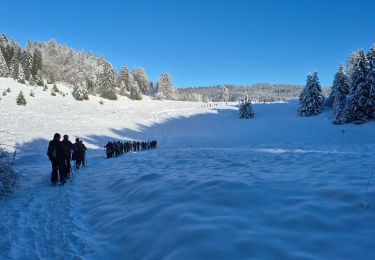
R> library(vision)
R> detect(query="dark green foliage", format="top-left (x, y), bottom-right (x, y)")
top-left (239, 95), bottom-right (255, 119)
top-left (31, 49), bottom-right (43, 79)
top-left (16, 91), bottom-right (26, 105)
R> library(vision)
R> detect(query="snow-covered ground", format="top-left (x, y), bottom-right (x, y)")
top-left (0, 78), bottom-right (375, 259)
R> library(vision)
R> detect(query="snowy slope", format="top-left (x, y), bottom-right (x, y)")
top-left (0, 78), bottom-right (375, 259)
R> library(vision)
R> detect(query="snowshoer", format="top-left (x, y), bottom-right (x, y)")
top-left (72, 138), bottom-right (83, 170)
top-left (61, 134), bottom-right (73, 179)
top-left (104, 141), bottom-right (113, 158)
top-left (47, 133), bottom-right (65, 185)
top-left (79, 140), bottom-right (87, 166)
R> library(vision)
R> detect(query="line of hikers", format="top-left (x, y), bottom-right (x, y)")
top-left (47, 133), bottom-right (87, 185)
top-left (104, 140), bottom-right (157, 159)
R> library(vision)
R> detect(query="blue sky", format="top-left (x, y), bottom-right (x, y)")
top-left (1, 0), bottom-right (375, 87)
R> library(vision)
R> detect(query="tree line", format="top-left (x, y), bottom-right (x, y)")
top-left (0, 34), bottom-right (176, 101)
top-left (298, 45), bottom-right (375, 124)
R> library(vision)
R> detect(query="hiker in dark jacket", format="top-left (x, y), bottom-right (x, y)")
top-left (72, 138), bottom-right (83, 170)
top-left (47, 133), bottom-right (66, 185)
top-left (104, 141), bottom-right (113, 158)
top-left (79, 140), bottom-right (87, 166)
top-left (61, 135), bottom-right (73, 179)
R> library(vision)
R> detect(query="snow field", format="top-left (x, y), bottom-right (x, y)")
top-left (0, 78), bottom-right (375, 259)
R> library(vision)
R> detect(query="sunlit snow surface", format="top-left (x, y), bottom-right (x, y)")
top-left (0, 78), bottom-right (374, 259)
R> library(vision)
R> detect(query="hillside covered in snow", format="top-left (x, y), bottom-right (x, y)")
top-left (0, 78), bottom-right (375, 259)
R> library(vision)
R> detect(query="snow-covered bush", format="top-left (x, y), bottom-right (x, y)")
top-left (16, 91), bottom-right (26, 105)
top-left (298, 72), bottom-right (324, 116)
top-left (29, 90), bottom-right (35, 97)
top-left (0, 148), bottom-right (17, 195)
top-left (51, 84), bottom-right (59, 96)
top-left (7, 87), bottom-right (11, 93)
top-left (72, 85), bottom-right (89, 101)
top-left (239, 95), bottom-right (255, 119)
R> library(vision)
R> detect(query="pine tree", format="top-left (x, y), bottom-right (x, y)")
top-left (332, 65), bottom-right (350, 124)
top-left (34, 69), bottom-right (44, 86)
top-left (0, 50), bottom-right (9, 77)
top-left (118, 65), bottom-right (130, 92)
top-left (85, 78), bottom-right (95, 95)
top-left (132, 68), bottom-right (149, 95)
top-left (119, 81), bottom-right (127, 96)
top-left (367, 45), bottom-right (375, 118)
top-left (155, 73), bottom-right (176, 100)
top-left (29, 89), bottom-right (35, 97)
top-left (129, 74), bottom-right (142, 100)
top-left (10, 47), bottom-right (21, 80)
top-left (96, 61), bottom-right (118, 100)
top-left (219, 85), bottom-right (229, 102)
top-left (16, 91), bottom-right (26, 105)
top-left (31, 49), bottom-right (43, 80)
top-left (21, 50), bottom-right (32, 81)
top-left (343, 50), bottom-right (371, 123)
top-left (18, 63), bottom-right (26, 84)
top-left (1, 44), bottom-right (14, 68)
top-left (239, 95), bottom-right (255, 119)
top-left (298, 72), bottom-right (324, 116)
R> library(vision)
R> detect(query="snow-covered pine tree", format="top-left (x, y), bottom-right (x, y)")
top-left (132, 68), bottom-right (149, 95)
top-left (129, 74), bottom-right (142, 100)
top-left (29, 89), bottom-right (35, 97)
top-left (21, 50), bottom-right (32, 81)
top-left (96, 61), bottom-right (118, 100)
top-left (332, 65), bottom-right (350, 124)
top-left (119, 81), bottom-right (127, 96)
top-left (155, 73), bottom-right (176, 100)
top-left (367, 45), bottom-right (375, 118)
top-left (16, 91), bottom-right (26, 105)
top-left (118, 65), bottom-right (130, 93)
top-left (343, 50), bottom-right (371, 123)
top-left (298, 72), bottom-right (324, 116)
top-left (10, 47), bottom-right (21, 80)
top-left (34, 69), bottom-right (44, 86)
top-left (219, 85), bottom-right (229, 102)
top-left (31, 49), bottom-right (43, 80)
top-left (18, 63), bottom-right (26, 84)
top-left (85, 78), bottom-right (95, 95)
top-left (239, 95), bottom-right (255, 119)
top-left (0, 49), bottom-right (9, 77)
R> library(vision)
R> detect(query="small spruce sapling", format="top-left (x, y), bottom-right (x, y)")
top-left (239, 95), bottom-right (255, 119)
top-left (16, 91), bottom-right (26, 106)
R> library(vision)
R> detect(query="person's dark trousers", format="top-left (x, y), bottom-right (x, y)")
top-left (64, 156), bottom-right (71, 179)
top-left (82, 152), bottom-right (86, 166)
top-left (51, 160), bottom-right (65, 183)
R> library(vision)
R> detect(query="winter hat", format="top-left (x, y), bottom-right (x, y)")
top-left (54, 133), bottom-right (61, 139)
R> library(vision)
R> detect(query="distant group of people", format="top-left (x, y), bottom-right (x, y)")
top-left (104, 140), bottom-right (157, 159)
top-left (47, 133), bottom-right (87, 185)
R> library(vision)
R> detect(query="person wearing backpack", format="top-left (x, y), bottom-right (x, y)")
top-left (72, 138), bottom-right (83, 170)
top-left (61, 135), bottom-right (73, 179)
top-left (47, 133), bottom-right (65, 185)
top-left (79, 140), bottom-right (87, 166)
